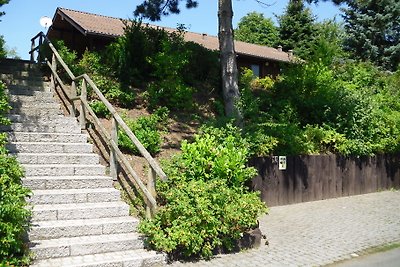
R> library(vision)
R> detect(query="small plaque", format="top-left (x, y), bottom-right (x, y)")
top-left (278, 156), bottom-right (287, 170)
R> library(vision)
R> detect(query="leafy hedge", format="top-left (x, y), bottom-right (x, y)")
top-left (239, 60), bottom-right (400, 157)
top-left (139, 124), bottom-right (267, 259)
top-left (0, 82), bottom-right (31, 265)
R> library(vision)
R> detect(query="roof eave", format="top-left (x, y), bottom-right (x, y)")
top-left (56, 7), bottom-right (88, 36)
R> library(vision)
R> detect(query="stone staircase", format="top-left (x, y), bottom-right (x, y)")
top-left (0, 59), bottom-right (165, 267)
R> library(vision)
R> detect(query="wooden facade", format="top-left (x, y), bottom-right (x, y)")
top-left (47, 8), bottom-right (293, 78)
top-left (250, 154), bottom-right (400, 206)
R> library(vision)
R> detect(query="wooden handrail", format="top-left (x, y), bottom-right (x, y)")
top-left (30, 32), bottom-right (166, 217)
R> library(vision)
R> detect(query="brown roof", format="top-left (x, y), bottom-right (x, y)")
top-left (54, 7), bottom-right (292, 63)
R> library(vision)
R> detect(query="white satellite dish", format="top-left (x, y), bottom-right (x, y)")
top-left (39, 16), bottom-right (52, 29)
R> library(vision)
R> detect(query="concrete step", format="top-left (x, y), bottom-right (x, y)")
top-left (6, 132), bottom-right (87, 143)
top-left (1, 73), bottom-right (46, 81)
top-left (30, 249), bottom-right (165, 267)
top-left (9, 101), bottom-right (60, 109)
top-left (6, 142), bottom-right (92, 153)
top-left (6, 79), bottom-right (49, 87)
top-left (0, 69), bottom-right (41, 77)
top-left (8, 106), bottom-right (62, 116)
top-left (9, 94), bottom-right (55, 104)
top-left (29, 188), bottom-right (121, 205)
top-left (0, 123), bottom-right (79, 133)
top-left (32, 202), bottom-right (129, 221)
top-left (6, 86), bottom-right (50, 95)
top-left (15, 153), bottom-right (99, 165)
top-left (29, 233), bottom-right (145, 260)
top-left (7, 114), bottom-right (76, 124)
top-left (23, 176), bottom-right (114, 190)
top-left (29, 216), bottom-right (139, 240)
top-left (23, 164), bottom-right (105, 177)
top-left (0, 59), bottom-right (37, 70)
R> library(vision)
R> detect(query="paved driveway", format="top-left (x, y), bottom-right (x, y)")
top-left (170, 191), bottom-right (400, 267)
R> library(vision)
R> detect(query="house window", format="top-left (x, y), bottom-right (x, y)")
top-left (251, 64), bottom-right (260, 77)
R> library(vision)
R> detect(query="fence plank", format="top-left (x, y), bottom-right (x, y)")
top-left (252, 154), bottom-right (400, 207)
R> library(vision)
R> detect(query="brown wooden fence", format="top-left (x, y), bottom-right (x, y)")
top-left (250, 154), bottom-right (400, 206)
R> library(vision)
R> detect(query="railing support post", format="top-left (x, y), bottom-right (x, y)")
top-left (146, 166), bottom-right (157, 219)
top-left (110, 117), bottom-right (118, 180)
top-left (50, 53), bottom-right (57, 91)
top-left (70, 81), bottom-right (77, 117)
top-left (30, 39), bottom-right (35, 62)
top-left (79, 79), bottom-right (87, 130)
top-left (37, 35), bottom-right (43, 65)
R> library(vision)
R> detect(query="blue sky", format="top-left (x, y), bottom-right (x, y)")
top-left (1, 0), bottom-right (342, 59)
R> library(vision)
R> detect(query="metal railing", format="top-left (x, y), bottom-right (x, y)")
top-left (30, 32), bottom-right (167, 218)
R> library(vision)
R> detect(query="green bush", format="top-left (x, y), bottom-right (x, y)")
top-left (0, 82), bottom-right (31, 266)
top-left (0, 35), bottom-right (6, 59)
top-left (118, 107), bottom-right (169, 155)
top-left (139, 124), bottom-right (267, 259)
top-left (89, 100), bottom-right (111, 118)
top-left (146, 33), bottom-right (194, 110)
top-left (239, 60), bottom-right (400, 156)
top-left (53, 40), bottom-right (83, 76)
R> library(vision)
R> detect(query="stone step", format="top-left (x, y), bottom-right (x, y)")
top-left (6, 132), bottom-right (87, 143)
top-left (6, 79), bottom-right (49, 87)
top-left (29, 233), bottom-right (145, 260)
top-left (29, 216), bottom-right (139, 240)
top-left (6, 86), bottom-right (50, 95)
top-left (23, 176), bottom-right (114, 190)
top-left (1, 73), bottom-right (46, 81)
top-left (6, 142), bottom-right (92, 153)
top-left (32, 202), bottom-right (129, 221)
top-left (15, 153), bottom-right (99, 165)
top-left (0, 69), bottom-right (41, 77)
top-left (8, 106), bottom-right (62, 116)
top-left (9, 94), bottom-right (55, 104)
top-left (29, 188), bottom-right (120, 205)
top-left (7, 114), bottom-right (76, 124)
top-left (0, 59), bottom-right (36, 70)
top-left (9, 101), bottom-right (60, 109)
top-left (23, 164), bottom-right (105, 177)
top-left (0, 123), bottom-right (78, 133)
top-left (30, 249), bottom-right (165, 267)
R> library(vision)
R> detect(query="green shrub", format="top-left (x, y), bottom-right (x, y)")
top-left (146, 33), bottom-right (194, 110)
top-left (53, 40), bottom-right (83, 76)
top-left (118, 107), bottom-right (169, 155)
top-left (0, 35), bottom-right (6, 59)
top-left (139, 124), bottom-right (267, 259)
top-left (89, 100), bottom-right (111, 118)
top-left (238, 60), bottom-right (400, 156)
top-left (0, 82), bottom-right (31, 266)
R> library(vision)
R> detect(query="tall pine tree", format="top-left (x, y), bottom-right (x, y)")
top-left (343, 0), bottom-right (400, 71)
top-left (234, 12), bottom-right (279, 47)
top-left (277, 0), bottom-right (317, 59)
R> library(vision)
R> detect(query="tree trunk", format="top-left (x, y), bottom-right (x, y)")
top-left (218, 0), bottom-right (242, 122)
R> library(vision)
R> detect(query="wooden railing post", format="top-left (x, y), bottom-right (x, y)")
top-left (146, 166), bottom-right (157, 218)
top-left (79, 79), bottom-right (87, 130)
top-left (50, 53), bottom-right (57, 91)
top-left (110, 117), bottom-right (118, 180)
top-left (37, 35), bottom-right (43, 64)
top-left (30, 39), bottom-right (35, 62)
top-left (70, 81), bottom-right (77, 117)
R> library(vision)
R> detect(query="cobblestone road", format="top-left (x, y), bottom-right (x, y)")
top-left (169, 191), bottom-right (400, 267)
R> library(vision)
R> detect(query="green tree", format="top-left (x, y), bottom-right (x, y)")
top-left (134, 0), bottom-right (242, 122)
top-left (0, 0), bottom-right (9, 19)
top-left (342, 0), bottom-right (400, 71)
top-left (311, 20), bottom-right (347, 65)
top-left (234, 11), bottom-right (279, 47)
top-left (277, 0), bottom-right (317, 59)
